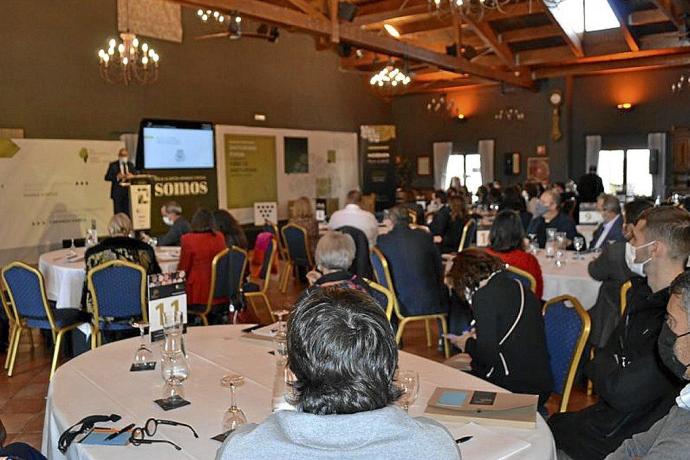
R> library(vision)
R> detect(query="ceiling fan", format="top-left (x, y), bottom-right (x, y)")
top-left (195, 16), bottom-right (280, 42)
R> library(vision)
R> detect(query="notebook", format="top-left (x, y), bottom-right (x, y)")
top-left (452, 422), bottom-right (530, 460)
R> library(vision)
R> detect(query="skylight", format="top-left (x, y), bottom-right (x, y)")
top-left (551, 0), bottom-right (620, 34)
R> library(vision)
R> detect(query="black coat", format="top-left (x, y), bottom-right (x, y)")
top-left (465, 271), bottom-right (553, 402)
top-left (376, 226), bottom-right (447, 316)
top-left (157, 217), bottom-right (192, 247)
top-left (104, 160), bottom-right (135, 200)
top-left (429, 205), bottom-right (451, 236)
top-left (579, 172), bottom-right (605, 203)
top-left (548, 279), bottom-right (682, 460)
top-left (335, 225), bottom-right (373, 280)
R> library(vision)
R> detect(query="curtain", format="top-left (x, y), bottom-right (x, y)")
top-left (433, 142), bottom-right (453, 190)
top-left (585, 135), bottom-right (602, 171)
top-left (478, 139), bottom-right (494, 185)
top-left (648, 132), bottom-right (667, 198)
top-left (119, 133), bottom-right (138, 161)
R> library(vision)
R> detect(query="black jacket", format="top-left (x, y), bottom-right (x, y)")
top-left (335, 225), bottom-right (373, 280)
top-left (527, 212), bottom-right (577, 248)
top-left (104, 160), bottom-right (135, 199)
top-left (429, 205), bottom-right (451, 236)
top-left (579, 172), bottom-right (605, 203)
top-left (465, 271), bottom-right (553, 401)
top-left (158, 217), bottom-right (192, 247)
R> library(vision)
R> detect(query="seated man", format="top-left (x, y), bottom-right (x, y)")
top-left (607, 269), bottom-right (690, 459)
top-left (526, 189), bottom-right (576, 248)
top-left (143, 201), bottom-right (191, 247)
top-left (590, 194), bottom-right (625, 250)
top-left (328, 190), bottom-right (379, 250)
top-left (216, 288), bottom-right (461, 459)
top-left (377, 206), bottom-right (448, 317)
top-left (549, 206), bottom-right (690, 460)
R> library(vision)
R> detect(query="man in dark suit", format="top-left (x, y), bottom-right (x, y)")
top-left (377, 206), bottom-right (447, 317)
top-left (104, 148), bottom-right (135, 216)
top-left (579, 165), bottom-right (605, 203)
top-left (428, 190), bottom-right (450, 237)
top-left (526, 189), bottom-right (577, 248)
top-left (142, 201), bottom-right (192, 247)
top-left (590, 194), bottom-right (626, 250)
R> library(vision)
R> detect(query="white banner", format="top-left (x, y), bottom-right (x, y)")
top-left (130, 183), bottom-right (152, 230)
top-left (0, 138), bottom-right (123, 265)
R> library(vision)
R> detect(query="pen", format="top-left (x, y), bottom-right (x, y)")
top-left (455, 436), bottom-right (473, 444)
top-left (105, 423), bottom-right (135, 441)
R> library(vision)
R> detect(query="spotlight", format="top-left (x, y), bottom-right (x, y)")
top-left (383, 24), bottom-right (401, 38)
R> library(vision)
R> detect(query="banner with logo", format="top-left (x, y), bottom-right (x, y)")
top-left (130, 183), bottom-right (152, 230)
top-left (0, 138), bottom-right (123, 264)
top-left (360, 125), bottom-right (397, 211)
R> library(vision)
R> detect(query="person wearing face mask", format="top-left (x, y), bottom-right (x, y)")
top-left (143, 201), bottom-right (191, 247)
top-left (526, 189), bottom-right (577, 248)
top-left (607, 271), bottom-right (690, 459)
top-left (104, 148), bottom-right (136, 216)
top-left (590, 194), bottom-right (626, 250)
top-left (587, 199), bottom-right (653, 349)
top-left (549, 206), bottom-right (690, 460)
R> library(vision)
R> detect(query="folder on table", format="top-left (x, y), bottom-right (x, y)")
top-left (424, 387), bottom-right (538, 429)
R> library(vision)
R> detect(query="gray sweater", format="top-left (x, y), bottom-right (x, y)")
top-left (606, 405), bottom-right (690, 459)
top-left (215, 406), bottom-right (461, 460)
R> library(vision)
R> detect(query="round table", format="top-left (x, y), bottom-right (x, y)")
top-left (42, 325), bottom-right (556, 460)
top-left (38, 246), bottom-right (180, 310)
top-left (535, 251), bottom-right (601, 310)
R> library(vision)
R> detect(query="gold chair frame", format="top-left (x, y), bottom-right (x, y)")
top-left (407, 209), bottom-right (418, 225)
top-left (246, 237), bottom-right (278, 323)
top-left (363, 278), bottom-right (395, 321)
top-left (87, 260), bottom-right (147, 350)
top-left (279, 223), bottom-right (314, 293)
top-left (0, 277), bottom-right (20, 371)
top-left (458, 219), bottom-right (476, 252)
top-left (2, 261), bottom-right (84, 380)
top-left (189, 248), bottom-right (229, 326)
top-left (506, 265), bottom-right (537, 294)
top-left (370, 247), bottom-right (450, 359)
top-left (543, 294), bottom-right (591, 413)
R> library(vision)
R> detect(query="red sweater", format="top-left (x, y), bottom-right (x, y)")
top-left (178, 231), bottom-right (228, 305)
top-left (485, 248), bottom-right (544, 299)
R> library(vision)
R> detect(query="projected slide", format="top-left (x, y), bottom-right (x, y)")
top-left (143, 127), bottom-right (214, 169)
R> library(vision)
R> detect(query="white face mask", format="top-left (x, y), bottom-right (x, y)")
top-left (163, 216), bottom-right (174, 226)
top-left (625, 240), bottom-right (656, 277)
top-left (119, 157), bottom-right (127, 164)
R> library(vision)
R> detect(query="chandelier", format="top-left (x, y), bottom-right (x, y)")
top-left (369, 65), bottom-right (412, 88)
top-left (494, 107), bottom-right (525, 121)
top-left (429, 0), bottom-right (514, 18)
top-left (672, 73), bottom-right (689, 93)
top-left (197, 9), bottom-right (227, 23)
top-left (426, 95), bottom-right (457, 118)
top-left (97, 32), bottom-right (159, 85)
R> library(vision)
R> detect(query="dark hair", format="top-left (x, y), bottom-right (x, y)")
top-left (213, 209), bottom-right (248, 249)
top-left (524, 182), bottom-right (540, 200)
top-left (434, 190), bottom-right (448, 204)
top-left (346, 190), bottom-right (362, 204)
top-left (386, 205), bottom-right (410, 228)
top-left (446, 248), bottom-right (504, 296)
top-left (191, 208), bottom-right (216, 233)
top-left (449, 196), bottom-right (467, 221)
top-left (500, 187), bottom-right (527, 213)
top-left (490, 210), bottom-right (525, 252)
top-left (623, 199), bottom-right (653, 226)
top-left (287, 288), bottom-right (401, 415)
top-left (639, 206), bottom-right (690, 262)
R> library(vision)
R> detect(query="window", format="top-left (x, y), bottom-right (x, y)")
top-left (552, 0), bottom-right (620, 34)
top-left (597, 149), bottom-right (653, 197)
top-left (444, 154), bottom-right (482, 194)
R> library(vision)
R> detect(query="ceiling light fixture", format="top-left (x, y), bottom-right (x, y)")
top-left (383, 23), bottom-right (401, 38)
top-left (370, 65), bottom-right (412, 88)
top-left (197, 8), bottom-right (226, 23)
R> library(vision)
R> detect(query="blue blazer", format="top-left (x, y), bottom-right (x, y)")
top-left (590, 215), bottom-right (625, 249)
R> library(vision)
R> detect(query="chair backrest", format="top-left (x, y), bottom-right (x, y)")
top-left (228, 246), bottom-right (249, 301)
top-left (407, 209), bottom-right (417, 225)
top-left (543, 295), bottom-right (591, 413)
top-left (620, 280), bottom-right (632, 316)
top-left (207, 248), bottom-right (230, 308)
top-left (505, 265), bottom-right (537, 294)
top-left (87, 260), bottom-right (147, 321)
top-left (257, 237), bottom-right (278, 292)
top-left (458, 219), bottom-right (476, 251)
top-left (2, 262), bottom-right (53, 325)
top-left (336, 225), bottom-right (373, 279)
top-left (281, 223), bottom-right (313, 268)
top-left (370, 247), bottom-right (394, 291)
top-left (363, 278), bottom-right (395, 321)
top-left (266, 221), bottom-right (287, 260)
top-left (0, 278), bottom-right (16, 323)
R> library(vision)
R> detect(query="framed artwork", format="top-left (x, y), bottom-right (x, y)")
top-left (284, 137), bottom-right (309, 174)
top-left (417, 156), bottom-right (431, 176)
top-left (527, 157), bottom-right (550, 184)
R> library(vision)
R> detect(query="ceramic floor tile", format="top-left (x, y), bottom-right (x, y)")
top-left (20, 411), bottom-right (45, 433)
top-left (2, 413), bottom-right (34, 434)
top-left (1, 398), bottom-right (46, 415)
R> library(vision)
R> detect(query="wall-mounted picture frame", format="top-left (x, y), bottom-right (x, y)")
top-left (527, 157), bottom-right (550, 184)
top-left (417, 156), bottom-right (431, 176)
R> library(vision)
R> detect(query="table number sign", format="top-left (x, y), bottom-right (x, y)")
top-left (476, 229), bottom-right (490, 248)
top-left (148, 272), bottom-right (188, 342)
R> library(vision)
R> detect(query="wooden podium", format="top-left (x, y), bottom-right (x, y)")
top-left (127, 174), bottom-right (155, 231)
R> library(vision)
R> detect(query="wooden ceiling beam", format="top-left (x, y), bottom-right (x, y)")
top-left (651, 0), bottom-right (683, 29)
top-left (499, 25), bottom-right (560, 43)
top-left (176, 0), bottom-right (535, 88)
top-left (543, 4), bottom-right (584, 57)
top-left (396, 17), bottom-right (453, 35)
top-left (481, 1), bottom-right (545, 21)
top-left (285, 0), bottom-right (326, 18)
top-left (629, 8), bottom-right (670, 26)
top-left (606, 0), bottom-right (640, 52)
top-left (516, 45), bottom-right (572, 66)
top-left (351, 0), bottom-right (430, 26)
top-left (461, 14), bottom-right (515, 67)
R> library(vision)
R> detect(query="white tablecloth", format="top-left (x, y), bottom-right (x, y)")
top-left (42, 325), bottom-right (556, 460)
top-left (536, 251), bottom-right (601, 310)
top-left (38, 247), bottom-right (180, 310)
top-left (576, 225), bottom-right (597, 247)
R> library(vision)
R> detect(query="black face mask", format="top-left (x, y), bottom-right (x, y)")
top-left (658, 322), bottom-right (690, 380)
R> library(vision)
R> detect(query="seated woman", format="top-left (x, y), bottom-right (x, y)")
top-left (485, 210), bottom-right (543, 299)
top-left (438, 196), bottom-right (469, 253)
top-left (305, 231), bottom-right (369, 293)
top-left (500, 186), bottom-right (532, 231)
top-left (83, 213), bottom-right (161, 313)
top-left (178, 209), bottom-right (228, 323)
top-left (214, 209), bottom-right (248, 249)
top-left (446, 249), bottom-right (552, 407)
top-left (289, 196), bottom-right (319, 259)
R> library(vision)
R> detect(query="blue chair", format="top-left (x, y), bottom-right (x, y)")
top-left (505, 265), bottom-right (537, 295)
top-left (188, 248), bottom-right (230, 326)
top-left (458, 219), bottom-right (476, 251)
top-left (227, 246), bottom-right (249, 319)
top-left (363, 278), bottom-right (395, 321)
top-left (87, 260), bottom-right (147, 350)
top-left (543, 295), bottom-right (591, 413)
top-left (370, 247), bottom-right (450, 358)
top-left (2, 262), bottom-right (89, 379)
top-left (280, 224), bottom-right (314, 293)
top-left (245, 237), bottom-right (278, 323)
top-left (0, 281), bottom-right (20, 371)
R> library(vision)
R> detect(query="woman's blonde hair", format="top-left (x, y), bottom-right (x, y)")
top-left (291, 196), bottom-right (314, 219)
top-left (108, 213), bottom-right (133, 237)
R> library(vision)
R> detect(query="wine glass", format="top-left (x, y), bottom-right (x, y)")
top-left (273, 310), bottom-right (289, 362)
top-left (131, 320), bottom-right (152, 365)
top-left (573, 236), bottom-right (585, 260)
top-left (221, 374), bottom-right (247, 432)
top-left (555, 249), bottom-right (566, 268)
top-left (527, 233), bottom-right (538, 254)
top-left (395, 370), bottom-right (419, 412)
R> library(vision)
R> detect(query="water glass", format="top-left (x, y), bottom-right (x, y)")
top-left (131, 320), bottom-right (153, 365)
top-left (556, 232), bottom-right (567, 250)
top-left (221, 374), bottom-right (247, 432)
top-left (527, 233), bottom-right (538, 254)
top-left (573, 236), bottom-right (585, 260)
top-left (395, 370), bottom-right (419, 412)
top-left (555, 249), bottom-right (566, 268)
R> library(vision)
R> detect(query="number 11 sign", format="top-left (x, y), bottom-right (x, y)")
top-left (148, 272), bottom-right (188, 342)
